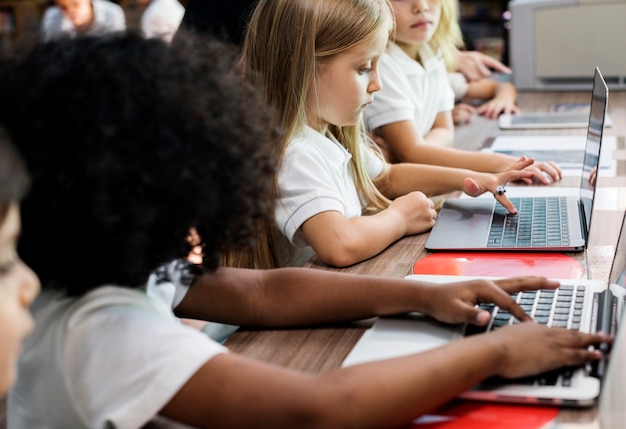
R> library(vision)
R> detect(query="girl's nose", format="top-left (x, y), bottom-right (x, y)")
top-left (413, 0), bottom-right (429, 13)
top-left (369, 69), bottom-right (383, 93)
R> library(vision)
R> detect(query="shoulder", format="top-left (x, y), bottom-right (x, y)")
top-left (285, 127), bottom-right (348, 166)
top-left (17, 288), bottom-right (227, 429)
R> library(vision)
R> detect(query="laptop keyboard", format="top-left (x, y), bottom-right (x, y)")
top-left (466, 285), bottom-right (587, 387)
top-left (487, 197), bottom-right (571, 248)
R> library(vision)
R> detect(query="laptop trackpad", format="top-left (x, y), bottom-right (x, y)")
top-left (343, 315), bottom-right (463, 366)
top-left (427, 199), bottom-right (494, 249)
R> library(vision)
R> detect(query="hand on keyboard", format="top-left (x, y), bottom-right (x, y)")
top-left (485, 323), bottom-right (607, 379)
top-left (418, 276), bottom-right (560, 326)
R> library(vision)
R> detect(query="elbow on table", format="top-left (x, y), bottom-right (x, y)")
top-left (313, 241), bottom-right (369, 268)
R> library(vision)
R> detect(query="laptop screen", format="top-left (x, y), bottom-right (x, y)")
top-left (580, 68), bottom-right (608, 234)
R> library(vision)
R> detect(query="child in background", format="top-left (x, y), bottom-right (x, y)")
top-left (365, 0), bottom-right (560, 180)
top-left (449, 71), bottom-right (520, 125)
top-left (0, 132), bottom-right (40, 396)
top-left (2, 31), bottom-right (606, 429)
top-left (239, 0), bottom-right (537, 268)
top-left (41, 0), bottom-right (125, 41)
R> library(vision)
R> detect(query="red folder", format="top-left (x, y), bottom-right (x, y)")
top-left (413, 253), bottom-right (584, 279)
top-left (409, 400), bottom-right (558, 429)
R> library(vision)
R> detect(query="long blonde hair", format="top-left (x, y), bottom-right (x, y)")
top-left (429, 0), bottom-right (464, 71)
top-left (237, 0), bottom-right (394, 268)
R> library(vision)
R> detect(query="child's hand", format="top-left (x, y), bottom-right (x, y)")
top-left (388, 191), bottom-right (437, 235)
top-left (461, 164), bottom-right (535, 214)
top-left (452, 103), bottom-right (476, 125)
top-left (487, 323), bottom-right (607, 379)
top-left (476, 96), bottom-right (520, 119)
top-left (418, 276), bottom-right (559, 325)
top-left (507, 156), bottom-right (562, 184)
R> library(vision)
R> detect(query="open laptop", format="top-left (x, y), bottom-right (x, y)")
top-left (425, 67), bottom-right (608, 252)
top-left (343, 210), bottom-right (626, 407)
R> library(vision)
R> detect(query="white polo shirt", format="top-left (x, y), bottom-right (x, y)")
top-left (275, 126), bottom-right (385, 266)
top-left (9, 276), bottom-right (226, 428)
top-left (364, 42), bottom-right (455, 140)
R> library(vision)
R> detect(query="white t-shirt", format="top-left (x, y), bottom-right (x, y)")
top-left (275, 126), bottom-right (385, 266)
top-left (364, 42), bottom-right (455, 144)
top-left (8, 271), bottom-right (226, 428)
top-left (41, 0), bottom-right (126, 42)
top-left (141, 0), bottom-right (185, 42)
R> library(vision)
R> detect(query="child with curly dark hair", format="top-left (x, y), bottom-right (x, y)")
top-left (1, 32), bottom-right (605, 429)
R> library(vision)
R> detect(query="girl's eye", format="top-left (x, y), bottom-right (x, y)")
top-left (359, 67), bottom-right (372, 75)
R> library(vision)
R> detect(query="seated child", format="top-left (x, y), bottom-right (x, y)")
top-left (364, 0), bottom-right (560, 183)
top-left (2, 31), bottom-right (604, 428)
top-left (41, 0), bottom-right (125, 41)
top-left (239, 0), bottom-right (551, 268)
top-left (0, 132), bottom-right (40, 396)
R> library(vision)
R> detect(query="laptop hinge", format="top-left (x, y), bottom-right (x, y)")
top-left (578, 200), bottom-right (589, 245)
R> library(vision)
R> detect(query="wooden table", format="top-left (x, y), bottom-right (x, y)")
top-left (225, 90), bottom-right (626, 428)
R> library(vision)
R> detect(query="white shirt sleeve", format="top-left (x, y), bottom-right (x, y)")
top-left (276, 141), bottom-right (349, 243)
top-left (62, 289), bottom-right (226, 429)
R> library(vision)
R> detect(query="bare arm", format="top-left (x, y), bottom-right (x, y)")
top-left (177, 266), bottom-right (561, 328)
top-left (299, 200), bottom-right (438, 267)
top-left (170, 271), bottom-right (606, 428)
top-left (422, 110), bottom-right (455, 148)
top-left (475, 82), bottom-right (520, 119)
top-left (380, 161), bottom-right (533, 207)
top-left (161, 323), bottom-right (604, 429)
top-left (285, 161), bottom-right (529, 265)
top-left (377, 120), bottom-right (560, 183)
top-left (457, 50), bottom-right (511, 81)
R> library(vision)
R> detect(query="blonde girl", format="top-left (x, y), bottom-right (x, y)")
top-left (240, 0), bottom-right (534, 268)
top-left (365, 0), bottom-right (561, 179)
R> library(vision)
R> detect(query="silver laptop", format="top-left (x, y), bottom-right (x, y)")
top-left (343, 211), bottom-right (626, 407)
top-left (425, 67), bottom-right (608, 252)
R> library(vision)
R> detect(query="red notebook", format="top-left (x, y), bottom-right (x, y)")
top-left (408, 401), bottom-right (558, 429)
top-left (413, 253), bottom-right (584, 279)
